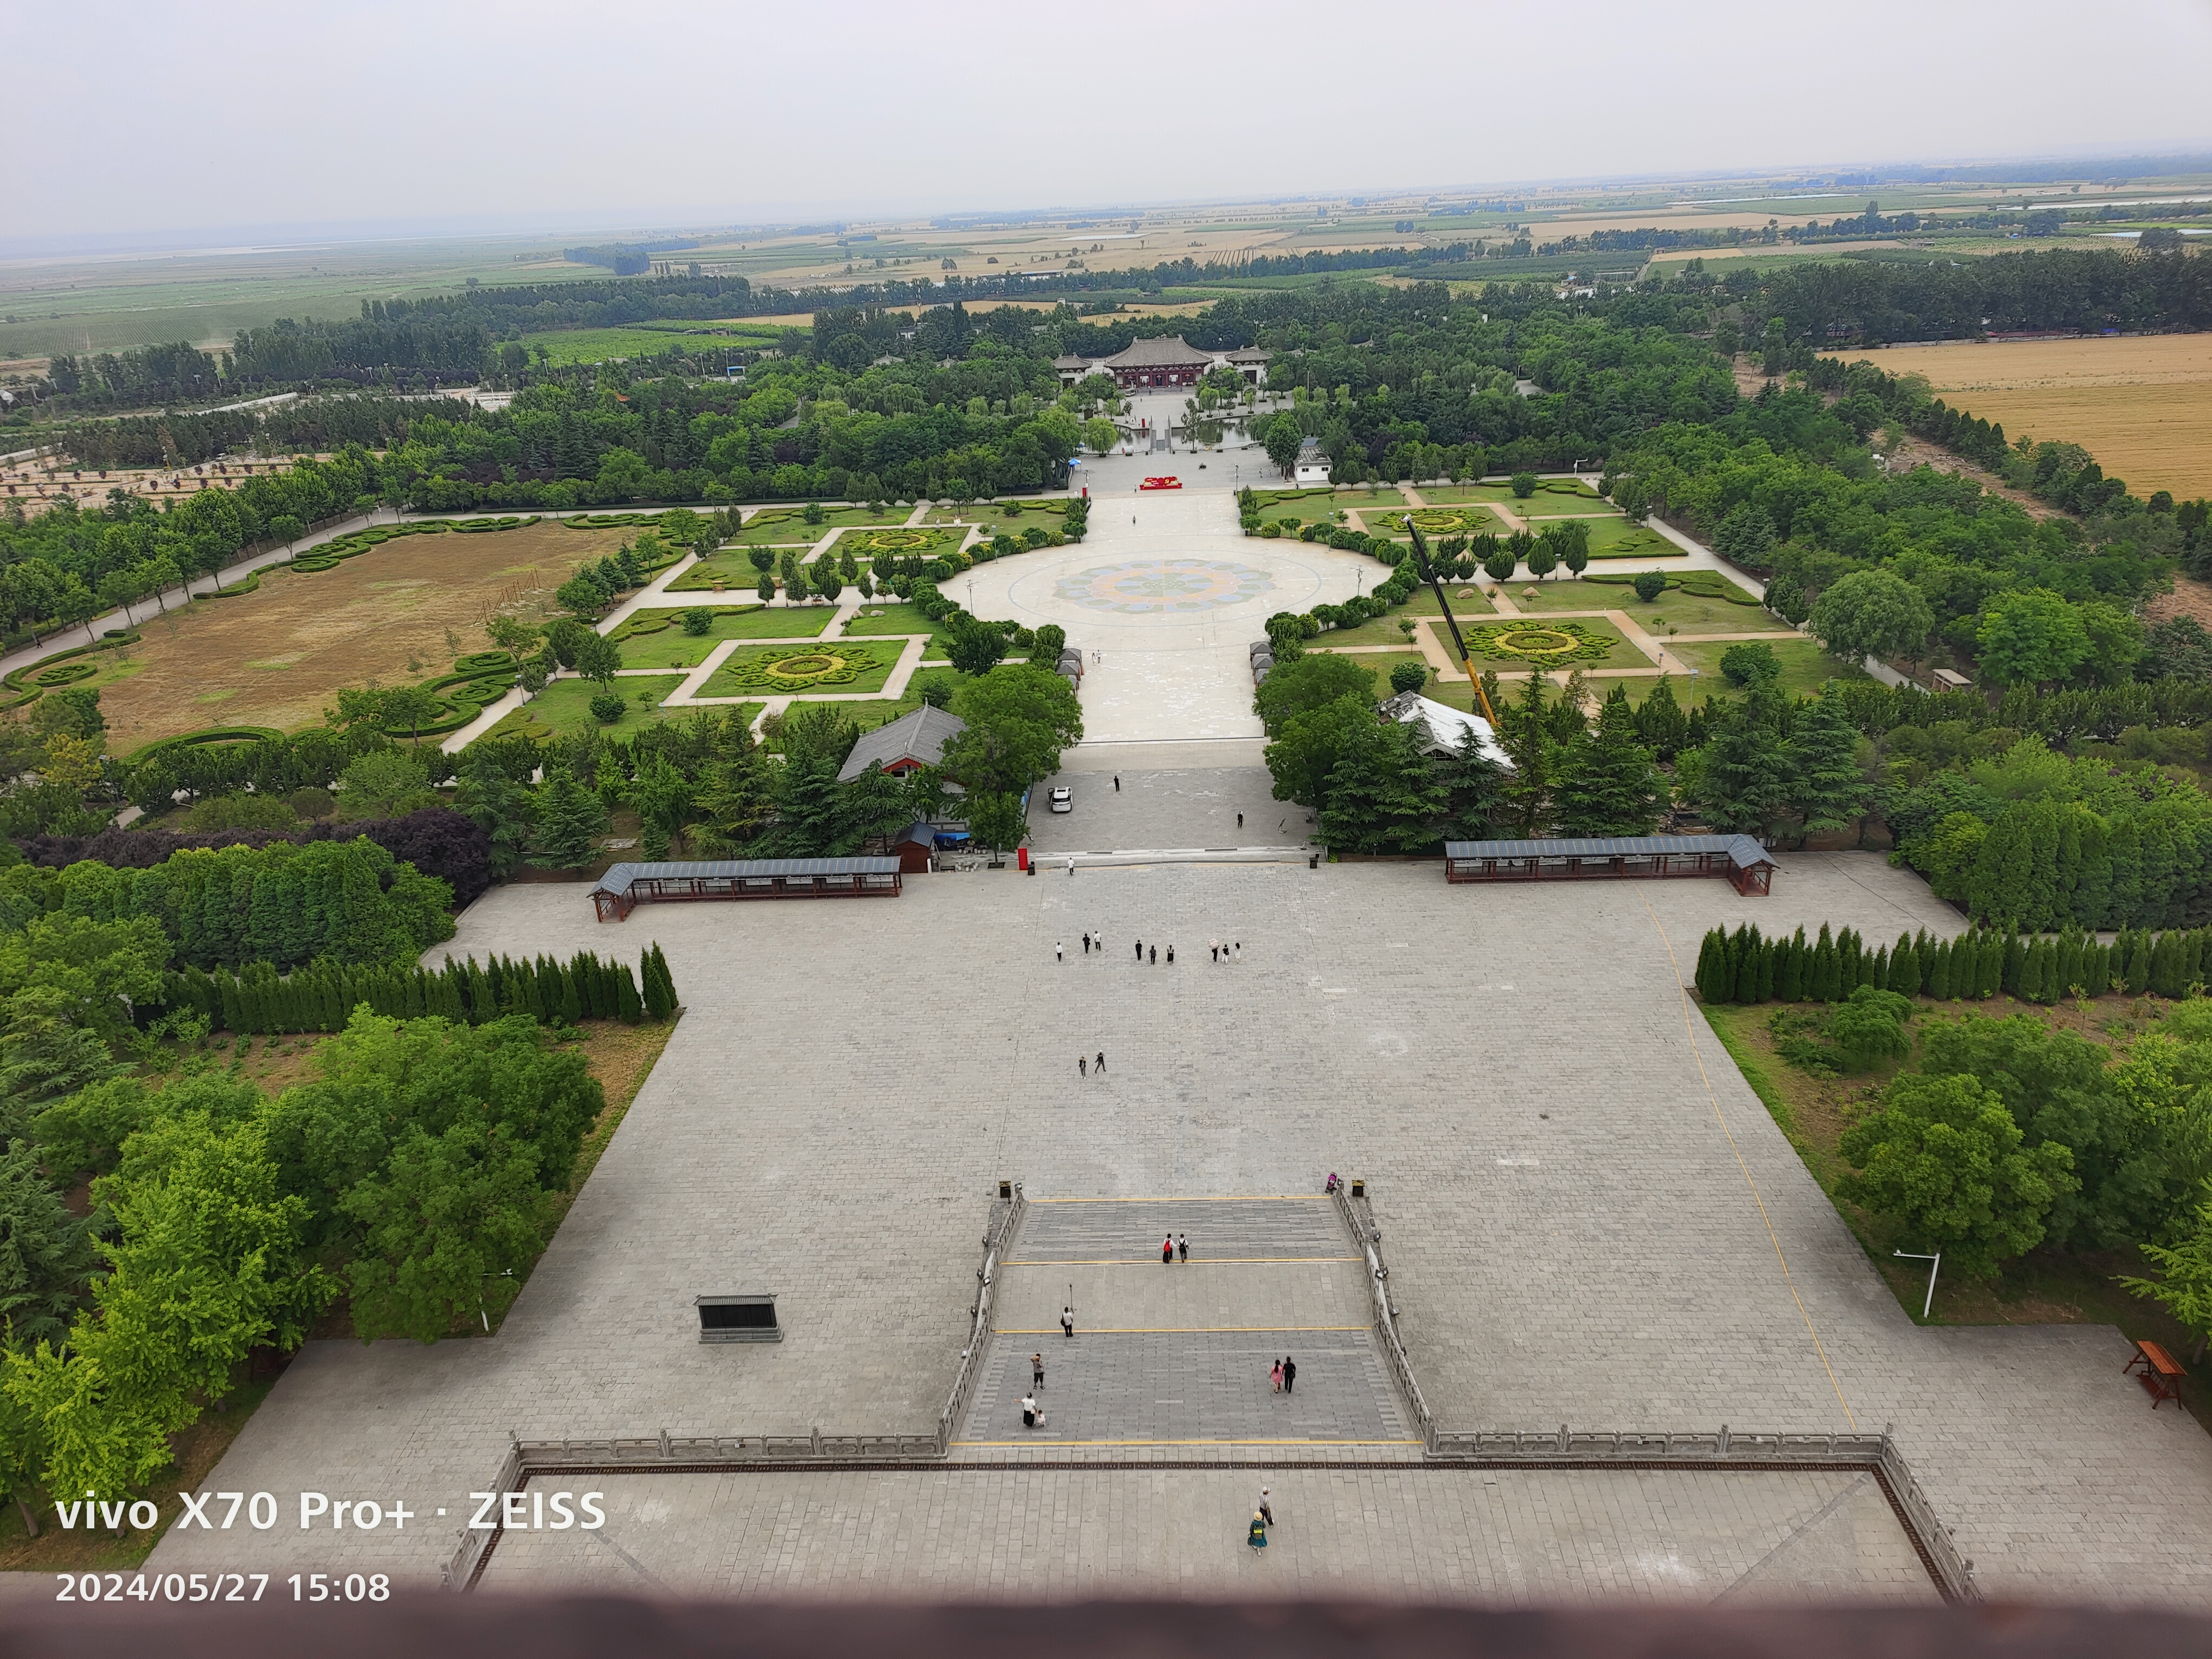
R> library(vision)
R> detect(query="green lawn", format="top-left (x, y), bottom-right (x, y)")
top-left (724, 509), bottom-right (831, 547)
top-left (1420, 480), bottom-right (1602, 509)
top-left (666, 554), bottom-right (786, 593)
top-left (841, 603), bottom-right (959, 655)
top-left (1312, 649), bottom-right (1435, 701)
top-left (1662, 636), bottom-right (1864, 700)
top-left (1511, 582), bottom-right (1777, 635)
top-left (704, 640), bottom-right (899, 699)
top-left (483, 674), bottom-right (692, 741)
top-left (1581, 521), bottom-right (1684, 559)
top-left (1250, 493), bottom-right (1348, 530)
top-left (518, 327), bottom-right (748, 366)
top-left (607, 605), bottom-right (833, 665)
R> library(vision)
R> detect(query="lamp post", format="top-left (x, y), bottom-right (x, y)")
top-left (1894, 1249), bottom-right (1941, 1320)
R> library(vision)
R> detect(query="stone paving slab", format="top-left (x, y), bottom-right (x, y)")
top-left (1024, 767), bottom-right (1300, 856)
top-left (1014, 1197), bottom-right (1350, 1260)
top-left (145, 848), bottom-right (2212, 1604)
top-left (477, 1465), bottom-right (1936, 1604)
top-left (993, 1262), bottom-right (1370, 1333)
top-left (962, 1329), bottom-right (1405, 1445)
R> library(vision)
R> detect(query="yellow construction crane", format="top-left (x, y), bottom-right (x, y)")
top-left (1401, 517), bottom-right (1498, 725)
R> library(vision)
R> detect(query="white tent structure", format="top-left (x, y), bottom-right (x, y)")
top-left (1378, 690), bottom-right (1513, 770)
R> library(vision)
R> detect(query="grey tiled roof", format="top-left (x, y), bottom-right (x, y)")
top-left (835, 704), bottom-right (966, 783)
top-left (1444, 835), bottom-right (1774, 869)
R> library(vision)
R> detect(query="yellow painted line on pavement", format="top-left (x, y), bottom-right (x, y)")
top-left (1636, 885), bottom-right (1857, 1430)
top-left (1004, 1257), bottom-right (1358, 1266)
top-left (993, 1325), bottom-right (1371, 1335)
top-left (991, 1336), bottom-right (1362, 1345)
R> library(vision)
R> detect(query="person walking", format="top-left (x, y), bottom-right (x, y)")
top-left (1095, 1051), bottom-right (1106, 1076)
top-left (1233, 941), bottom-right (1242, 962)
top-left (1248, 1509), bottom-right (1268, 1550)
top-left (1056, 941), bottom-right (1063, 963)
top-left (1082, 931), bottom-right (1091, 956)
top-left (1177, 1233), bottom-right (1188, 1262)
top-left (1114, 775), bottom-right (1121, 793)
top-left (1021, 1393), bottom-right (1041, 1429)
top-left (1270, 1359), bottom-right (1283, 1394)
top-left (1149, 945), bottom-right (1156, 966)
top-left (1162, 1234), bottom-right (1174, 1265)
top-left (1258, 1488), bottom-right (1275, 1528)
top-left (1032, 1352), bottom-right (1045, 1392)
top-left (1282, 1356), bottom-right (1297, 1394)
top-left (1166, 944), bottom-right (1175, 964)
top-left (1135, 939), bottom-right (1143, 961)
top-left (1079, 1056), bottom-right (1087, 1078)
top-left (1210, 940), bottom-right (1219, 963)
top-left (1061, 1306), bottom-right (1074, 1340)
top-left (1238, 813), bottom-right (1244, 829)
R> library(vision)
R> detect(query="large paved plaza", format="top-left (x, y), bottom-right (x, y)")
top-left (143, 834), bottom-right (2212, 1605)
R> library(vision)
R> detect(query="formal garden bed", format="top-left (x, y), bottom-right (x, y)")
top-left (486, 673), bottom-right (691, 740)
top-left (831, 525), bottom-right (972, 561)
top-left (666, 553), bottom-right (777, 593)
top-left (1579, 518), bottom-right (1685, 557)
top-left (1462, 618), bottom-right (1623, 666)
top-left (705, 641), bottom-right (898, 698)
top-left (609, 605), bottom-right (829, 663)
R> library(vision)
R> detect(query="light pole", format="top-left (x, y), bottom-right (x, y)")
top-left (1894, 1249), bottom-right (1941, 1320)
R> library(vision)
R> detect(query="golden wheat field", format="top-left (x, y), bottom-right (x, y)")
top-left (1847, 334), bottom-right (2212, 498)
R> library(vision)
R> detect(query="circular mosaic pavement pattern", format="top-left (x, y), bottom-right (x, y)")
top-left (1052, 558), bottom-right (1277, 615)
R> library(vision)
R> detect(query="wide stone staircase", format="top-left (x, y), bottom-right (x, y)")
top-left (957, 1196), bottom-right (1413, 1445)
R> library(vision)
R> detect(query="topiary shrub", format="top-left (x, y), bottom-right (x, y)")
top-left (1390, 661), bottom-right (1428, 695)
top-left (589, 692), bottom-right (627, 724)
top-left (1510, 472), bottom-right (1538, 499)
top-left (1633, 570), bottom-right (1667, 602)
top-left (681, 607), bottom-right (715, 636)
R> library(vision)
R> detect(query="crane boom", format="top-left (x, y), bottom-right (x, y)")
top-left (1401, 517), bottom-right (1498, 725)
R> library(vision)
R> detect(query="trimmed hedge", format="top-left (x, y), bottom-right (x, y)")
top-left (1, 629), bottom-right (145, 711)
top-left (21, 805), bottom-right (494, 909)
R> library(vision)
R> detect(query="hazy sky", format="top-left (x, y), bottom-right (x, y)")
top-left (16, 0), bottom-right (2212, 247)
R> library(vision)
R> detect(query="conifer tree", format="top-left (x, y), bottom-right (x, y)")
top-left (1812, 923), bottom-right (1840, 1002)
top-left (1777, 927), bottom-right (1807, 1001)
top-left (529, 768), bottom-right (613, 871)
top-left (614, 962), bottom-right (643, 1024)
top-left (2126, 930), bottom-right (2153, 995)
top-left (1928, 938), bottom-right (1952, 1000)
top-left (1754, 936), bottom-right (1776, 1002)
top-left (1695, 929), bottom-right (1726, 1002)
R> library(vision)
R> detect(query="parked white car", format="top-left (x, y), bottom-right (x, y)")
top-left (1049, 787), bottom-right (1073, 813)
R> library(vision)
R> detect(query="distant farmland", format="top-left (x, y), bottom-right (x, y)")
top-left (1846, 333), bottom-right (2212, 499)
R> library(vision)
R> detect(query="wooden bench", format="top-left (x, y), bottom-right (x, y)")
top-left (2125, 1339), bottom-right (2187, 1409)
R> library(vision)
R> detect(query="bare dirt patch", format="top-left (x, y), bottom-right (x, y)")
top-left (95, 521), bottom-right (633, 750)
top-left (1884, 431), bottom-right (2062, 519)
top-left (2146, 572), bottom-right (2212, 631)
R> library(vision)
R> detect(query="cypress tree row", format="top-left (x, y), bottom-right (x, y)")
top-left (1688, 917), bottom-right (2212, 1008)
top-left (162, 948), bottom-right (683, 1037)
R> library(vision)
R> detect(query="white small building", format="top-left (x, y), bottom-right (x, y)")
top-left (1378, 690), bottom-right (1513, 771)
top-left (1293, 436), bottom-right (1333, 485)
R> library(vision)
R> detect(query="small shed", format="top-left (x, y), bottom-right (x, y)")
top-left (893, 822), bottom-right (937, 874)
top-left (1294, 436), bottom-right (1332, 485)
top-left (1929, 668), bottom-right (1972, 692)
top-left (836, 705), bottom-right (967, 783)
